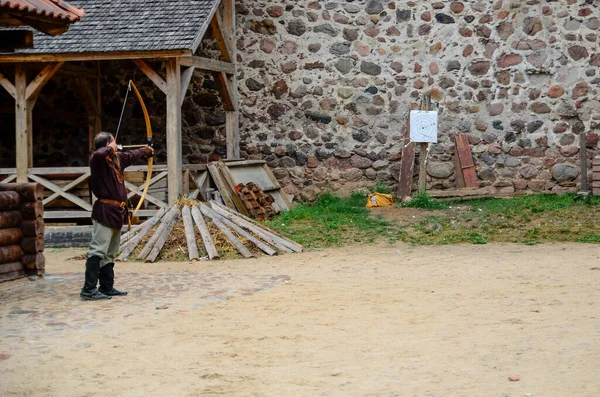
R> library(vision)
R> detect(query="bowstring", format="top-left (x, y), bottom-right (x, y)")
top-left (115, 80), bottom-right (133, 255)
top-left (114, 80), bottom-right (132, 141)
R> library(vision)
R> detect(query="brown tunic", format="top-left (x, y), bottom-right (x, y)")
top-left (90, 146), bottom-right (145, 230)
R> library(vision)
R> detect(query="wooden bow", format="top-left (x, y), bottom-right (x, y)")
top-left (127, 80), bottom-right (153, 216)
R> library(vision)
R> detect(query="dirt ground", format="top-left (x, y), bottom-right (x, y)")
top-left (1, 241), bottom-right (599, 397)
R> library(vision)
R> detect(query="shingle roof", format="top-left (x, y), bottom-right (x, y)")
top-left (0, 0), bottom-right (84, 22)
top-left (4, 0), bottom-right (218, 55)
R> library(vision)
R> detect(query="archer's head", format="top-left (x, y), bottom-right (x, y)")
top-left (94, 131), bottom-right (116, 150)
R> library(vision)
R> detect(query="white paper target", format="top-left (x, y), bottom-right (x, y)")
top-left (410, 110), bottom-right (438, 143)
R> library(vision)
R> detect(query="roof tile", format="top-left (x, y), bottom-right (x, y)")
top-left (2, 0), bottom-right (216, 55)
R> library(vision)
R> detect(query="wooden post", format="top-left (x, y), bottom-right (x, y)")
top-left (580, 132), bottom-right (588, 192)
top-left (15, 65), bottom-right (28, 183)
top-left (418, 94), bottom-right (431, 194)
top-left (166, 57), bottom-right (182, 206)
top-left (95, 61), bottom-right (102, 152)
top-left (223, 0), bottom-right (239, 159)
top-left (26, 98), bottom-right (34, 167)
top-left (397, 103), bottom-right (418, 197)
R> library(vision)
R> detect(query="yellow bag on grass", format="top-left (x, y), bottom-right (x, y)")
top-left (366, 193), bottom-right (393, 208)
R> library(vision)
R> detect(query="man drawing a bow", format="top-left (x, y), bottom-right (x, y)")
top-left (80, 131), bottom-right (154, 300)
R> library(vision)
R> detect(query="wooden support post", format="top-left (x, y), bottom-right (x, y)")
top-left (223, 0), bottom-right (239, 160)
top-left (95, 61), bottom-right (102, 152)
top-left (133, 59), bottom-right (167, 95)
top-left (418, 94), bottom-right (431, 194)
top-left (14, 62), bottom-right (63, 179)
top-left (166, 57), bottom-right (182, 206)
top-left (76, 77), bottom-right (101, 154)
top-left (15, 65), bottom-right (28, 183)
top-left (180, 66), bottom-right (196, 106)
top-left (397, 103), bottom-right (418, 197)
top-left (580, 132), bottom-right (588, 192)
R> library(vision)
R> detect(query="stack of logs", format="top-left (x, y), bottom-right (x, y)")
top-left (118, 193), bottom-right (302, 263)
top-left (0, 183), bottom-right (45, 282)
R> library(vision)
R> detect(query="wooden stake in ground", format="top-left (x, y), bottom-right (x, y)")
top-left (190, 205), bottom-right (220, 260)
top-left (418, 94), bottom-right (432, 194)
top-left (198, 203), bottom-right (254, 258)
top-left (580, 132), bottom-right (588, 193)
top-left (397, 103), bottom-right (419, 197)
top-left (181, 205), bottom-right (200, 262)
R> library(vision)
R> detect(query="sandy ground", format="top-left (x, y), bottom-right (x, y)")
top-left (1, 242), bottom-right (599, 397)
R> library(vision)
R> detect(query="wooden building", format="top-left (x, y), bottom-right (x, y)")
top-left (0, 0), bottom-right (84, 51)
top-left (0, 0), bottom-right (239, 219)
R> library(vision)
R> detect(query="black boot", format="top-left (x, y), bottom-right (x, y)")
top-left (98, 263), bottom-right (128, 296)
top-left (80, 256), bottom-right (111, 300)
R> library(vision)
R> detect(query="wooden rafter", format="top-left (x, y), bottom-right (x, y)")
top-left (189, 0), bottom-right (222, 54)
top-left (180, 66), bottom-right (196, 106)
top-left (213, 72), bottom-right (235, 111)
top-left (0, 50), bottom-right (188, 64)
top-left (25, 62), bottom-right (63, 100)
top-left (210, 11), bottom-right (232, 62)
top-left (132, 59), bottom-right (167, 95)
top-left (75, 77), bottom-right (98, 114)
top-left (179, 55), bottom-right (234, 74)
top-left (0, 70), bottom-right (16, 99)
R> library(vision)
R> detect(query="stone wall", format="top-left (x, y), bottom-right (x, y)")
top-left (235, 0), bottom-right (600, 199)
top-left (2, 0), bottom-right (599, 201)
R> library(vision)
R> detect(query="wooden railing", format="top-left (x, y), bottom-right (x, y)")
top-left (0, 164), bottom-right (207, 220)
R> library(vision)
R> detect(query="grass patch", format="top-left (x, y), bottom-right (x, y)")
top-left (577, 233), bottom-right (600, 243)
top-left (266, 192), bottom-right (397, 248)
top-left (402, 192), bottom-right (448, 210)
top-left (267, 192), bottom-right (600, 248)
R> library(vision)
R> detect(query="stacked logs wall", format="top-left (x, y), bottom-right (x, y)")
top-left (0, 184), bottom-right (46, 282)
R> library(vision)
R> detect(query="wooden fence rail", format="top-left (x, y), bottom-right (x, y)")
top-left (0, 165), bottom-right (207, 219)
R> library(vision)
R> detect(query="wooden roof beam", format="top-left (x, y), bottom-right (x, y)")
top-left (213, 72), bottom-right (235, 111)
top-left (0, 50), bottom-right (188, 64)
top-left (210, 11), bottom-right (232, 63)
top-left (180, 66), bottom-right (195, 106)
top-left (0, 70), bottom-right (16, 99)
top-left (132, 59), bottom-right (167, 95)
top-left (189, 0), bottom-right (222, 54)
top-left (179, 55), bottom-right (234, 74)
top-left (25, 62), bottom-right (63, 101)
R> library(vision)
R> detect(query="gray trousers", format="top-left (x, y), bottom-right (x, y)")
top-left (88, 220), bottom-right (120, 267)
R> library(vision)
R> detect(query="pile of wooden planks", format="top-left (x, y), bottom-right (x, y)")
top-left (117, 194), bottom-right (301, 263)
top-left (0, 183), bottom-right (46, 282)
